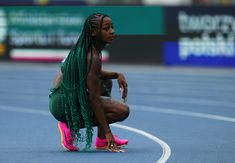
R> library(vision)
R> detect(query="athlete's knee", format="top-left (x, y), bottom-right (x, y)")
top-left (119, 105), bottom-right (130, 121)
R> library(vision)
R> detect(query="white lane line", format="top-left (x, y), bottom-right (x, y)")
top-left (111, 123), bottom-right (171, 163)
top-left (130, 95), bottom-right (235, 108)
top-left (0, 105), bottom-right (49, 116)
top-left (0, 105), bottom-right (171, 163)
top-left (130, 105), bottom-right (235, 123)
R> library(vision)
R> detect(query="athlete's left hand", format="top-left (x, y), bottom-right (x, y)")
top-left (117, 73), bottom-right (128, 102)
top-left (105, 132), bottom-right (125, 153)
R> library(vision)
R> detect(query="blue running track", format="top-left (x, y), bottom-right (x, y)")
top-left (0, 62), bottom-right (235, 163)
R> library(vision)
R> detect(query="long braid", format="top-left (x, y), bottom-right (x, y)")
top-left (60, 13), bottom-right (108, 150)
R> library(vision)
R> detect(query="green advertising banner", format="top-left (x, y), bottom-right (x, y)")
top-left (0, 6), bottom-right (164, 61)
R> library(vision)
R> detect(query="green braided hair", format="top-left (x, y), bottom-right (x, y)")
top-left (60, 13), bottom-right (109, 149)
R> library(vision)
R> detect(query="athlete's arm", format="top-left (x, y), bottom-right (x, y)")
top-left (100, 70), bottom-right (119, 79)
top-left (52, 70), bottom-right (62, 88)
top-left (86, 53), bottom-right (111, 134)
top-left (86, 52), bottom-right (122, 152)
top-left (101, 70), bottom-right (128, 101)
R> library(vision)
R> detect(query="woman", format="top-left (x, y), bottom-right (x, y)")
top-left (49, 13), bottom-right (129, 152)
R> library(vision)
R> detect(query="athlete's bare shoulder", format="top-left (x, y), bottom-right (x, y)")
top-left (87, 48), bottom-right (102, 74)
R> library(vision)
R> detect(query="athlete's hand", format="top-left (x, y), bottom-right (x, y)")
top-left (105, 132), bottom-right (125, 152)
top-left (117, 73), bottom-right (128, 102)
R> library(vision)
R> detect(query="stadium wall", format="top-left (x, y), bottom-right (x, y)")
top-left (1, 6), bottom-right (235, 67)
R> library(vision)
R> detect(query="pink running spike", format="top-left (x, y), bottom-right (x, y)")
top-left (58, 122), bottom-right (79, 151)
top-left (96, 135), bottom-right (128, 150)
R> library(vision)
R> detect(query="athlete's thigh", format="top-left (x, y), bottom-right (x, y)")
top-left (100, 96), bottom-right (128, 113)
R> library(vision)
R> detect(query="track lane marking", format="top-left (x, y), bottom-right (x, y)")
top-left (130, 105), bottom-right (235, 123)
top-left (111, 123), bottom-right (171, 163)
top-left (0, 105), bottom-right (171, 163)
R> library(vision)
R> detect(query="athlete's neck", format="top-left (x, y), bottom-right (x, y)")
top-left (93, 40), bottom-right (105, 53)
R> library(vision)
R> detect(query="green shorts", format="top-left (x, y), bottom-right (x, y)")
top-left (49, 79), bottom-right (111, 122)
top-left (49, 87), bottom-right (66, 122)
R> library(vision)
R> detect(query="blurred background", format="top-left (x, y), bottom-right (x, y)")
top-left (0, 0), bottom-right (235, 67)
top-left (1, 2), bottom-right (235, 163)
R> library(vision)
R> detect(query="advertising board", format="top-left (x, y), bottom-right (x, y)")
top-left (0, 6), bottom-right (164, 62)
top-left (164, 7), bottom-right (235, 67)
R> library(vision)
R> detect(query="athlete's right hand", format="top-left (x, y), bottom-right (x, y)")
top-left (105, 132), bottom-right (125, 152)
top-left (117, 73), bottom-right (128, 102)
